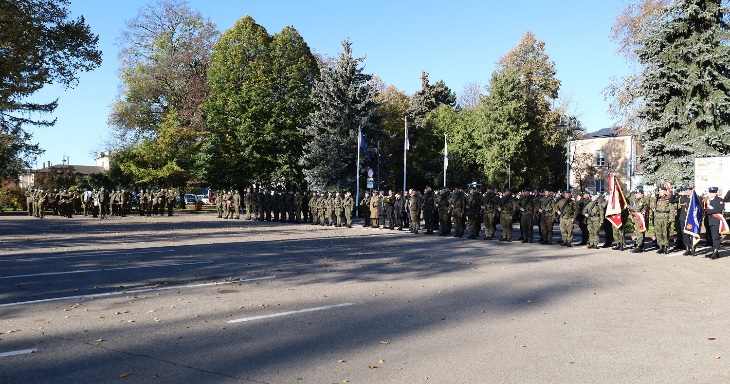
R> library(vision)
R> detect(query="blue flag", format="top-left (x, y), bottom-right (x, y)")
top-left (359, 131), bottom-right (371, 162)
top-left (683, 190), bottom-right (704, 246)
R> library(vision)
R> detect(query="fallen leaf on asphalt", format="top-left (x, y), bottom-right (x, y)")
top-left (379, 340), bottom-right (390, 345)
top-left (379, 359), bottom-right (385, 364)
top-left (338, 359), bottom-right (346, 363)
top-left (152, 374), bottom-right (160, 378)
top-left (715, 355), bottom-right (721, 359)
top-left (120, 373), bottom-right (130, 378)
top-left (708, 338), bottom-right (717, 340)
top-left (368, 365), bottom-right (377, 369)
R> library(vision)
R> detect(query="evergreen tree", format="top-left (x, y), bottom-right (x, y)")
top-left (301, 39), bottom-right (380, 191)
top-left (408, 71), bottom-right (457, 129)
top-left (636, 0), bottom-right (730, 184)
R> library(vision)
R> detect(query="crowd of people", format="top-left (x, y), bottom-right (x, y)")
top-left (23, 187), bottom-right (182, 219)
top-left (23, 183), bottom-right (728, 258)
top-left (210, 184), bottom-right (729, 259)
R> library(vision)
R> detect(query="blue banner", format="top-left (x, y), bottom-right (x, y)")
top-left (683, 191), bottom-right (704, 246)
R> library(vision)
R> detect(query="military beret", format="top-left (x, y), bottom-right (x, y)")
top-left (709, 186), bottom-right (719, 193)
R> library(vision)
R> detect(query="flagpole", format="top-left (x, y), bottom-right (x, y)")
top-left (356, 125), bottom-right (361, 217)
top-left (443, 134), bottom-right (447, 188)
top-left (403, 116), bottom-right (407, 194)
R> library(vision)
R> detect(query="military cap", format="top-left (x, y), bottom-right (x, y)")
top-left (635, 188), bottom-right (644, 194)
top-left (709, 186), bottom-right (719, 193)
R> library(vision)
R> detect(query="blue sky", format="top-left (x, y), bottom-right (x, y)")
top-left (29, 0), bottom-right (631, 167)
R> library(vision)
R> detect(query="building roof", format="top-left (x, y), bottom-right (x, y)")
top-left (586, 127), bottom-right (619, 138)
top-left (35, 164), bottom-right (106, 175)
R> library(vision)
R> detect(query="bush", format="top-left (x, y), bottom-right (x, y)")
top-left (0, 187), bottom-right (27, 211)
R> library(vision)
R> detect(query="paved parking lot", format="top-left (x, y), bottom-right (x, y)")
top-left (1, 213), bottom-right (729, 383)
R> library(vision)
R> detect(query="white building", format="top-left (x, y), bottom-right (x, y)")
top-left (567, 128), bottom-right (643, 193)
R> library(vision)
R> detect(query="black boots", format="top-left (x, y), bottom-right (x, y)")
top-left (710, 249), bottom-right (720, 260)
top-left (631, 246), bottom-right (644, 253)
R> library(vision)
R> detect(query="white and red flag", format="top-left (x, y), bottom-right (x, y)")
top-left (605, 172), bottom-right (627, 228)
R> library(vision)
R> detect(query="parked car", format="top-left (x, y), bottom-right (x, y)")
top-left (184, 194), bottom-right (198, 204)
top-left (196, 194), bottom-right (209, 204)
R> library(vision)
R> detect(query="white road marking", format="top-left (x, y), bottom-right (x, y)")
top-left (0, 261), bottom-right (212, 280)
top-left (0, 349), bottom-right (36, 358)
top-left (226, 302), bottom-right (356, 324)
top-left (0, 249), bottom-right (176, 263)
top-left (0, 276), bottom-right (275, 307)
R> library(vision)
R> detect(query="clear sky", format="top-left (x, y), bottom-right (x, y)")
top-left (29, 0), bottom-right (631, 167)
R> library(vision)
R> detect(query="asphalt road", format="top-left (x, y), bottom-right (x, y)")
top-left (1, 213), bottom-right (729, 383)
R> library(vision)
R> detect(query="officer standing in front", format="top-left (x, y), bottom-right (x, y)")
top-left (704, 187), bottom-right (726, 260)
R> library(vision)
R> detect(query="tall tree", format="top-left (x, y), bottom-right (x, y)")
top-left (202, 16), bottom-right (317, 189)
top-left (483, 31), bottom-right (564, 189)
top-left (374, 84), bottom-right (410, 191)
top-left (605, 0), bottom-right (672, 133)
top-left (407, 71), bottom-right (457, 132)
top-left (474, 67), bottom-right (531, 189)
top-left (109, 0), bottom-right (217, 188)
top-left (636, 0), bottom-right (730, 184)
top-left (0, 0), bottom-right (101, 179)
top-left (301, 39), bottom-right (380, 191)
top-left (405, 72), bottom-right (457, 189)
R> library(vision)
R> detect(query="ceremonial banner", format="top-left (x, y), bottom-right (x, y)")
top-left (605, 173), bottom-right (626, 228)
top-left (630, 210), bottom-right (648, 232)
top-left (683, 191), bottom-right (704, 246)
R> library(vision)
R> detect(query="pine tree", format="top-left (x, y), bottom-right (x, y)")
top-left (301, 39), bottom-right (380, 191)
top-left (637, 0), bottom-right (730, 184)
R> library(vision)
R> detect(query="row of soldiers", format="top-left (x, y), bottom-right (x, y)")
top-left (25, 187), bottom-right (182, 219)
top-left (356, 185), bottom-right (728, 258)
top-left (213, 189), bottom-right (358, 227)
top-left (25, 187), bottom-right (97, 219)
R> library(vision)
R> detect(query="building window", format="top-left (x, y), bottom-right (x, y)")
top-left (595, 179), bottom-right (605, 192)
top-left (595, 149), bottom-right (606, 167)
